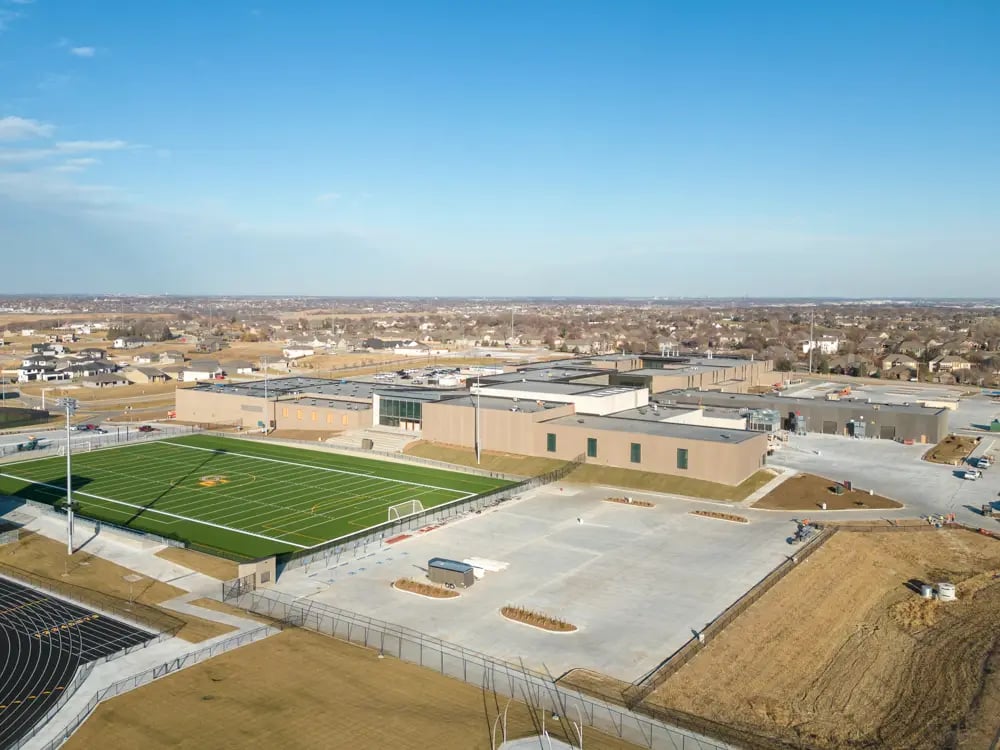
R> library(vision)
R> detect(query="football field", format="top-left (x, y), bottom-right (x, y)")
top-left (0, 435), bottom-right (512, 558)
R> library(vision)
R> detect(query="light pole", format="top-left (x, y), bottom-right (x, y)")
top-left (41, 386), bottom-right (52, 411)
top-left (57, 397), bottom-right (78, 555)
top-left (474, 374), bottom-right (481, 465)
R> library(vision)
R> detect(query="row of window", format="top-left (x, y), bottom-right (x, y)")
top-left (547, 433), bottom-right (688, 469)
top-left (280, 406), bottom-right (352, 426)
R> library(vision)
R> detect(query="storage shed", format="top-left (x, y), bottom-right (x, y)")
top-left (427, 558), bottom-right (475, 588)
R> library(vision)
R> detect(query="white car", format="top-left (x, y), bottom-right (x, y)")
top-left (963, 469), bottom-right (982, 481)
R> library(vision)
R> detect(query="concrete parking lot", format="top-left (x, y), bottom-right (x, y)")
top-left (276, 485), bottom-right (794, 681)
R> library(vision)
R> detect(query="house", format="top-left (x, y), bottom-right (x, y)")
top-left (78, 347), bottom-right (107, 360)
top-left (282, 347), bottom-right (314, 360)
top-left (31, 343), bottom-right (64, 356)
top-left (195, 336), bottom-right (225, 353)
top-left (885, 364), bottom-right (917, 380)
top-left (930, 355), bottom-right (970, 373)
top-left (800, 336), bottom-right (840, 355)
top-left (132, 353), bottom-right (155, 365)
top-left (828, 354), bottom-right (873, 376)
top-left (113, 337), bottom-right (147, 349)
top-left (82, 373), bottom-right (130, 389)
top-left (181, 359), bottom-right (223, 382)
top-left (882, 353), bottom-right (918, 371)
top-left (221, 360), bottom-right (254, 376)
top-left (126, 366), bottom-right (170, 384)
top-left (158, 350), bottom-right (186, 365)
top-left (19, 329), bottom-right (35, 336)
top-left (17, 359), bottom-right (68, 382)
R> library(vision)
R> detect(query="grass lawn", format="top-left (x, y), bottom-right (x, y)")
top-left (566, 465), bottom-right (776, 501)
top-left (0, 435), bottom-right (511, 559)
top-left (403, 441), bottom-right (569, 476)
top-left (403, 441), bottom-right (774, 501)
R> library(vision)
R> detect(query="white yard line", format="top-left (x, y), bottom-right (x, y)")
top-left (159, 440), bottom-right (474, 494)
top-left (0, 472), bottom-right (307, 549)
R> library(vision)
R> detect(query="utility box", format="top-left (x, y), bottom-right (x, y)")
top-left (361, 438), bottom-right (374, 449)
top-left (427, 558), bottom-right (475, 588)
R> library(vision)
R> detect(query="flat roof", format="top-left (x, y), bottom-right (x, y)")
top-left (545, 414), bottom-right (761, 444)
top-left (480, 366), bottom-right (605, 384)
top-left (194, 376), bottom-right (386, 401)
top-left (428, 557), bottom-right (473, 573)
top-left (667, 390), bottom-right (948, 416)
top-left (435, 395), bottom-right (563, 413)
top-left (290, 397), bottom-right (371, 411)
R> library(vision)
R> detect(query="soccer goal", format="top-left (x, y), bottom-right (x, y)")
top-left (58, 441), bottom-right (92, 456)
top-left (387, 499), bottom-right (425, 522)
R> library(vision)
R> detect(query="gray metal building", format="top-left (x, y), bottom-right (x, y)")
top-left (665, 391), bottom-right (949, 443)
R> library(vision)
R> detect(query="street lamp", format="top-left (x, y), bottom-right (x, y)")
top-left (41, 386), bottom-right (53, 411)
top-left (56, 397), bottom-right (78, 555)
top-left (473, 374), bottom-right (482, 465)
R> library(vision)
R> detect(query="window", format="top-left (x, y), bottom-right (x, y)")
top-left (342, 415), bottom-right (349, 426)
top-left (326, 413), bottom-right (333, 424)
top-left (311, 411), bottom-right (317, 422)
top-left (677, 448), bottom-right (689, 470)
top-left (586, 437), bottom-right (597, 458)
top-left (281, 407), bottom-right (288, 418)
top-left (546, 433), bottom-right (557, 453)
top-left (630, 443), bottom-right (641, 464)
top-left (296, 409), bottom-right (302, 421)
top-left (379, 397), bottom-right (423, 427)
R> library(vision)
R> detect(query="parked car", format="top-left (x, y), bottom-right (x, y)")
top-left (75, 423), bottom-right (98, 431)
top-left (137, 425), bottom-right (158, 433)
top-left (963, 469), bottom-right (982, 481)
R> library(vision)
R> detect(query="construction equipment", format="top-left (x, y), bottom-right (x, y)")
top-left (789, 519), bottom-right (820, 545)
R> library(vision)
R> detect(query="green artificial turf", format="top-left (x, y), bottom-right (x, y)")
top-left (0, 435), bottom-right (511, 559)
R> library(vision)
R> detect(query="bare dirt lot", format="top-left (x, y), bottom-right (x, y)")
top-left (752, 472), bottom-right (902, 511)
top-left (65, 629), bottom-right (643, 750)
top-left (646, 529), bottom-right (1000, 749)
top-left (155, 547), bottom-right (239, 580)
top-left (925, 434), bottom-right (981, 465)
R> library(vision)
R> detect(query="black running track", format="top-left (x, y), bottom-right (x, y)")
top-left (0, 577), bottom-right (154, 749)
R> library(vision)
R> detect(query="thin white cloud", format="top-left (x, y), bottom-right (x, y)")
top-left (53, 157), bottom-right (100, 172)
top-left (55, 140), bottom-right (129, 152)
top-left (0, 116), bottom-right (54, 141)
top-left (70, 46), bottom-right (96, 58)
top-left (9, 0), bottom-right (36, 5)
top-left (316, 192), bottom-right (341, 202)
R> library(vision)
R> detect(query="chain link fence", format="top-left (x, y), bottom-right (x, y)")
top-left (33, 625), bottom-right (273, 750)
top-left (223, 587), bottom-right (726, 750)
top-left (8, 662), bottom-right (96, 750)
top-left (277, 455), bottom-right (584, 572)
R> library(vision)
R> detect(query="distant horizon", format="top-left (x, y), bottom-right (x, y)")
top-left (1, 292), bottom-right (999, 305)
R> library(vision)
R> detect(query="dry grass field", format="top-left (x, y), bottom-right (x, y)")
top-left (751, 472), bottom-right (902, 511)
top-left (568, 464), bottom-right (776, 501)
top-left (924, 434), bottom-right (981, 465)
top-left (155, 547), bottom-right (239, 580)
top-left (404, 441), bottom-right (568, 476)
top-left (0, 532), bottom-right (234, 642)
top-left (646, 529), bottom-right (1000, 749)
top-left (65, 629), bottom-right (643, 750)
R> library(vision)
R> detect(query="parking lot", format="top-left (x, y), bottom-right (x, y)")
top-left (278, 485), bottom-right (794, 681)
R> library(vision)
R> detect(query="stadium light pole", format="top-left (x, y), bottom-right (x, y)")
top-left (474, 374), bottom-right (481, 465)
top-left (57, 397), bottom-right (78, 555)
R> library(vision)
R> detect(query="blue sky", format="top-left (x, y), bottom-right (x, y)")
top-left (0, 1), bottom-right (997, 296)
